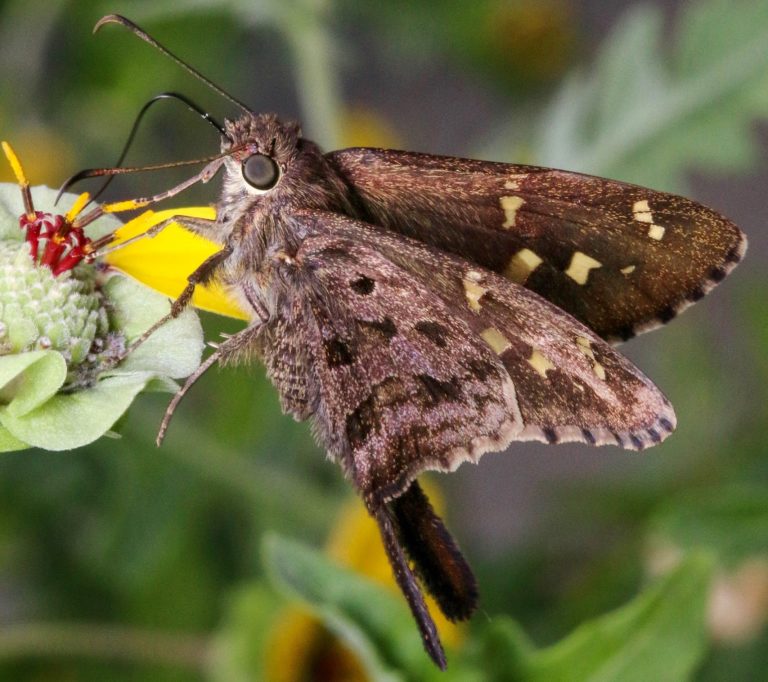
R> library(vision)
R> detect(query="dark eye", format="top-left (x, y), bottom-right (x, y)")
top-left (242, 154), bottom-right (280, 190)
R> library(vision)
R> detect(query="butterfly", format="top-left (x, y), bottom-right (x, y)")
top-left (73, 15), bottom-right (747, 669)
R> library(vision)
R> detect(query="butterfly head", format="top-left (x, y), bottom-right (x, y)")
top-left (220, 113), bottom-right (301, 196)
top-left (217, 113), bottom-right (351, 225)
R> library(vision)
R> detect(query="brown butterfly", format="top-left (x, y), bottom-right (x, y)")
top-left (70, 15), bottom-right (746, 669)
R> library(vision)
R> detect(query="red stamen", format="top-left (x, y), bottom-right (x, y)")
top-left (18, 210), bottom-right (93, 275)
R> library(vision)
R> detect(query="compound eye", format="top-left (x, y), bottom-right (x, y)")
top-left (242, 154), bottom-right (280, 190)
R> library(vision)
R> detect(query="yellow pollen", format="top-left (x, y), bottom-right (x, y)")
top-left (504, 248), bottom-right (543, 283)
top-left (65, 192), bottom-right (91, 223)
top-left (565, 252), bottom-right (602, 285)
top-left (620, 265), bottom-right (636, 275)
top-left (648, 224), bottom-right (666, 240)
top-left (481, 327), bottom-right (511, 355)
top-left (500, 195), bottom-right (525, 228)
top-left (103, 199), bottom-right (151, 213)
top-left (1, 141), bottom-right (28, 188)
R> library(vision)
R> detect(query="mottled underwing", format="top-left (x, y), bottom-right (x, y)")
top-left (75, 15), bottom-right (747, 670)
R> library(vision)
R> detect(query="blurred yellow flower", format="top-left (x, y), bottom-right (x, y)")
top-left (0, 126), bottom-right (76, 186)
top-left (340, 107), bottom-right (402, 149)
top-left (264, 481), bottom-right (464, 682)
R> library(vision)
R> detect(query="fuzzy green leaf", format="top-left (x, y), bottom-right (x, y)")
top-left (533, 0), bottom-right (768, 191)
top-left (0, 350), bottom-right (67, 417)
top-left (0, 372), bottom-right (157, 450)
top-left (103, 275), bottom-right (204, 380)
top-left (522, 554), bottom-right (714, 682)
top-left (0, 181), bottom-right (205, 450)
top-left (262, 533), bottom-right (454, 682)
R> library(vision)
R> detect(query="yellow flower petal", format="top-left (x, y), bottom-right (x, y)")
top-left (325, 481), bottom-right (464, 650)
top-left (105, 207), bottom-right (249, 320)
top-left (265, 481), bottom-right (465, 681)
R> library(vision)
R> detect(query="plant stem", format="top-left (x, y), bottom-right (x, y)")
top-left (280, 0), bottom-right (342, 147)
top-left (0, 622), bottom-right (210, 671)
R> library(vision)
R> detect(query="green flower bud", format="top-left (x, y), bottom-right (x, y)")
top-left (0, 240), bottom-right (110, 366)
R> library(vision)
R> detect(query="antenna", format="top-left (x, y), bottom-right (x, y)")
top-left (94, 14), bottom-right (253, 115)
top-left (89, 92), bottom-right (226, 205)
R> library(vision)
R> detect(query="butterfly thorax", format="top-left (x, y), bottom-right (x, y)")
top-left (217, 114), bottom-right (353, 298)
top-left (215, 113), bottom-right (358, 314)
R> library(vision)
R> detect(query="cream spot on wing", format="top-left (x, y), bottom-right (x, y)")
top-left (504, 248), bottom-right (543, 284)
top-left (462, 270), bottom-right (487, 312)
top-left (500, 195), bottom-right (525, 228)
top-left (633, 199), bottom-right (666, 240)
top-left (528, 348), bottom-right (555, 378)
top-left (504, 174), bottom-right (527, 190)
top-left (593, 362), bottom-right (606, 380)
top-left (576, 336), bottom-right (606, 380)
top-left (633, 199), bottom-right (654, 223)
top-left (481, 327), bottom-right (511, 355)
top-left (565, 252), bottom-right (602, 285)
top-left (620, 265), bottom-right (636, 275)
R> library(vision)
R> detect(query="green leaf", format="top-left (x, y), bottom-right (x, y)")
top-left (262, 533), bottom-right (447, 682)
top-left (532, 0), bottom-right (768, 190)
top-left (0, 350), bottom-right (67, 417)
top-left (648, 486), bottom-right (768, 566)
top-left (522, 554), bottom-right (714, 682)
top-left (478, 618), bottom-right (535, 681)
top-left (0, 372), bottom-right (156, 450)
top-left (208, 583), bottom-right (285, 682)
top-left (104, 275), bottom-right (204, 380)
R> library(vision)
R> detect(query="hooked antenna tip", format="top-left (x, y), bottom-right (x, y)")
top-left (93, 14), bottom-right (128, 35)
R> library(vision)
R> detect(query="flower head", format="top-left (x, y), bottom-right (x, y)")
top-left (0, 142), bottom-right (205, 451)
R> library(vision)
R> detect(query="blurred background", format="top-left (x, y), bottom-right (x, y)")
top-left (0, 0), bottom-right (766, 680)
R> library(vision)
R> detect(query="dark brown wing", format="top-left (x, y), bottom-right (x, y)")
top-left (327, 148), bottom-right (747, 342)
top-left (287, 209), bottom-right (675, 503)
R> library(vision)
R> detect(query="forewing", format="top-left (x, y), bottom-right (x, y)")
top-left (329, 148), bottom-right (746, 342)
top-left (290, 210), bottom-right (676, 501)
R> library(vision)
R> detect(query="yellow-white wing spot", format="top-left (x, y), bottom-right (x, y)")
top-left (576, 336), bottom-right (606, 380)
top-left (620, 265), bottom-right (636, 275)
top-left (504, 248), bottom-right (543, 284)
top-left (565, 252), bottom-right (602, 285)
top-left (632, 199), bottom-right (666, 240)
top-left (528, 348), bottom-right (555, 378)
top-left (504, 174), bottom-right (527, 190)
top-left (481, 327), bottom-right (511, 355)
top-left (462, 270), bottom-right (487, 312)
top-left (632, 199), bottom-right (653, 222)
top-left (500, 195), bottom-right (525, 228)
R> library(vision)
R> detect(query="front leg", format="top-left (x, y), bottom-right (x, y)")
top-left (122, 244), bottom-right (234, 359)
top-left (156, 319), bottom-right (265, 445)
top-left (91, 214), bottom-right (220, 256)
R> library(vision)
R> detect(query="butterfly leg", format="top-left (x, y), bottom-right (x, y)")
top-left (371, 499), bottom-right (447, 670)
top-left (390, 481), bottom-right (478, 622)
top-left (119, 243), bottom-right (234, 361)
top-left (156, 320), bottom-right (264, 445)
